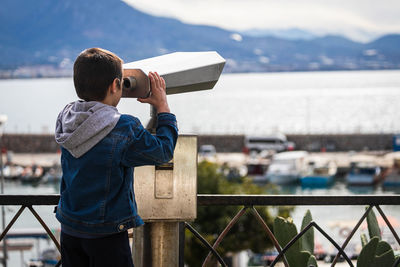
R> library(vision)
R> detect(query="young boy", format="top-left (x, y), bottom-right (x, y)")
top-left (55, 48), bottom-right (178, 267)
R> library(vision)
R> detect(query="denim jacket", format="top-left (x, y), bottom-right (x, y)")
top-left (56, 113), bottom-right (178, 235)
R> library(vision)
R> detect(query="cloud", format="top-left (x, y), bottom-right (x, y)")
top-left (123, 0), bottom-right (400, 42)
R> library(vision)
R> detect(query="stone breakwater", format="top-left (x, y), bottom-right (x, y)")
top-left (0, 133), bottom-right (395, 153)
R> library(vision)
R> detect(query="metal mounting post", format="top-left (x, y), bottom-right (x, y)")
top-left (146, 105), bottom-right (158, 134)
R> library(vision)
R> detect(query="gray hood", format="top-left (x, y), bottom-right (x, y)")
top-left (55, 100), bottom-right (121, 158)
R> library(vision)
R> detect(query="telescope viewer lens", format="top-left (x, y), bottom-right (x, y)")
top-left (123, 77), bottom-right (137, 90)
top-left (122, 69), bottom-right (151, 98)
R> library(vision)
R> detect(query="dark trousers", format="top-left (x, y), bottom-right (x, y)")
top-left (61, 231), bottom-right (134, 267)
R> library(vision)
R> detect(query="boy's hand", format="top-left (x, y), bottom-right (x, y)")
top-left (137, 71), bottom-right (170, 113)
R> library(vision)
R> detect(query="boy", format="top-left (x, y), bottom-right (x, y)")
top-left (55, 48), bottom-right (178, 267)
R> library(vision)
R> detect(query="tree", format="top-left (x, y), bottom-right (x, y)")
top-left (185, 161), bottom-right (292, 267)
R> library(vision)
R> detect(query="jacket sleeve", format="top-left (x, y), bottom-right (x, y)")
top-left (121, 113), bottom-right (178, 167)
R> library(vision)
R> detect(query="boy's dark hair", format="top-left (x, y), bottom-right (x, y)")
top-left (73, 48), bottom-right (123, 101)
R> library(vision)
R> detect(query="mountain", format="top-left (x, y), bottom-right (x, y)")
top-left (241, 28), bottom-right (317, 40)
top-left (367, 35), bottom-right (400, 60)
top-left (0, 0), bottom-right (399, 77)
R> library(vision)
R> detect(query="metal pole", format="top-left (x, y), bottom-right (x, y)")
top-left (133, 222), bottom-right (179, 267)
top-left (149, 222), bottom-right (179, 267)
top-left (0, 134), bottom-right (7, 267)
top-left (145, 105), bottom-right (158, 134)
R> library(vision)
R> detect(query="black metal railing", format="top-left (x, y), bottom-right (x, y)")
top-left (0, 195), bottom-right (60, 267)
top-left (191, 195), bottom-right (400, 267)
top-left (0, 195), bottom-right (399, 267)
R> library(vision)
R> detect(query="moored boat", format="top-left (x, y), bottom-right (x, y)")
top-left (346, 162), bottom-right (381, 186)
top-left (266, 151), bottom-right (308, 184)
top-left (1, 164), bottom-right (24, 180)
top-left (246, 154), bottom-right (271, 183)
top-left (20, 164), bottom-right (44, 183)
top-left (300, 158), bottom-right (337, 187)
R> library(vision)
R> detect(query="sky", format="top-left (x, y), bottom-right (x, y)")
top-left (123, 0), bottom-right (400, 42)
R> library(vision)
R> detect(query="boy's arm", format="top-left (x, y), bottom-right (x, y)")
top-left (123, 71), bottom-right (178, 166)
top-left (121, 114), bottom-right (178, 167)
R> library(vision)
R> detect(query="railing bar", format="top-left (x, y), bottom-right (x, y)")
top-left (251, 207), bottom-right (289, 267)
top-left (1, 194), bottom-right (400, 206)
top-left (0, 195), bottom-right (60, 206)
top-left (184, 222), bottom-right (227, 267)
top-left (27, 206), bottom-right (61, 252)
top-left (332, 205), bottom-right (374, 266)
top-left (375, 205), bottom-right (400, 246)
top-left (197, 194), bottom-right (400, 206)
top-left (202, 206), bottom-right (248, 267)
top-left (0, 206), bottom-right (26, 242)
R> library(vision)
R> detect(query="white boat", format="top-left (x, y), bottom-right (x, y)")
top-left (266, 151), bottom-right (308, 184)
top-left (300, 158), bottom-right (337, 187)
top-left (1, 164), bottom-right (24, 180)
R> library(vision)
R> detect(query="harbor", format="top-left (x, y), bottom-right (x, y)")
top-left (1, 148), bottom-right (400, 186)
top-left (201, 149), bottom-right (400, 186)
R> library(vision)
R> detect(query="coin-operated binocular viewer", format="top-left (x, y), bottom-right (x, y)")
top-left (122, 52), bottom-right (225, 267)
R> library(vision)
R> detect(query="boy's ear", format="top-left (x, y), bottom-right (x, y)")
top-left (110, 78), bottom-right (121, 93)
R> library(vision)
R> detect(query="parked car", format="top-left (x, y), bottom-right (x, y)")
top-left (199, 144), bottom-right (216, 157)
top-left (243, 134), bottom-right (290, 154)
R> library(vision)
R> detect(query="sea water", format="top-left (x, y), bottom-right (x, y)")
top-left (0, 70), bottom-right (400, 135)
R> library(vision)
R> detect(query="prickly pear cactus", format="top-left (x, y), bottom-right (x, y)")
top-left (357, 237), bottom-right (395, 267)
top-left (366, 207), bottom-right (381, 240)
top-left (300, 209), bottom-right (314, 254)
top-left (307, 255), bottom-right (318, 267)
top-left (360, 233), bottom-right (368, 247)
top-left (274, 212), bottom-right (317, 267)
